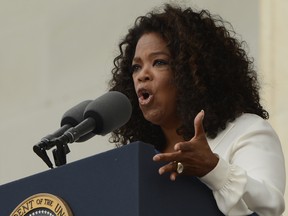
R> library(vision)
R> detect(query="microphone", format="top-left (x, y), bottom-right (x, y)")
top-left (34, 100), bottom-right (92, 150)
top-left (33, 100), bottom-right (92, 168)
top-left (59, 91), bottom-right (132, 144)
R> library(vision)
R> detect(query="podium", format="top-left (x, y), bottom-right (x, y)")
top-left (0, 142), bottom-right (224, 215)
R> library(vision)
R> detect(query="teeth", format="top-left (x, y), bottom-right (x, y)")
top-left (137, 89), bottom-right (152, 105)
top-left (138, 89), bottom-right (150, 99)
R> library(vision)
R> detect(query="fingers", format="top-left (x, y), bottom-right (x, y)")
top-left (174, 110), bottom-right (205, 151)
top-left (153, 152), bottom-right (179, 162)
top-left (170, 172), bottom-right (178, 181)
top-left (157, 161), bottom-right (179, 181)
top-left (193, 110), bottom-right (205, 138)
top-left (153, 110), bottom-right (206, 181)
top-left (158, 161), bottom-right (176, 174)
top-left (174, 141), bottom-right (191, 151)
top-left (153, 153), bottom-right (182, 181)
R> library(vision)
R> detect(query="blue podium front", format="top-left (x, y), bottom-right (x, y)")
top-left (0, 142), bottom-right (223, 215)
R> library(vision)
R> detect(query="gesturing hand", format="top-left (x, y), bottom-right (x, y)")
top-left (153, 110), bottom-right (219, 181)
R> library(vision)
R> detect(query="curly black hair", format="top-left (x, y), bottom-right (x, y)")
top-left (108, 4), bottom-right (268, 151)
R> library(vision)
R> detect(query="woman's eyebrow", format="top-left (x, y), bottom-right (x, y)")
top-left (149, 51), bottom-right (171, 58)
top-left (133, 51), bottom-right (170, 62)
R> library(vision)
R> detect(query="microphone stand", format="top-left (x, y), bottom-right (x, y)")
top-left (33, 144), bottom-right (54, 169)
top-left (50, 117), bottom-right (96, 167)
top-left (52, 136), bottom-right (70, 167)
top-left (33, 111), bottom-right (98, 168)
top-left (33, 136), bottom-right (71, 168)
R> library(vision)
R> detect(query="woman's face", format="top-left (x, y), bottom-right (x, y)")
top-left (132, 32), bottom-right (179, 129)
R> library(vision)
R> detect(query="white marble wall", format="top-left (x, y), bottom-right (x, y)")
top-left (1, 0), bottom-right (286, 214)
top-left (260, 0), bottom-right (288, 214)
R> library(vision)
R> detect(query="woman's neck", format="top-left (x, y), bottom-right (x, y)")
top-left (161, 125), bottom-right (184, 153)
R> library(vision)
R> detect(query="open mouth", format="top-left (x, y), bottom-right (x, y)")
top-left (138, 89), bottom-right (153, 105)
top-left (142, 92), bottom-right (150, 100)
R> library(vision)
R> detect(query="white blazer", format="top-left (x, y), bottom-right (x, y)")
top-left (200, 113), bottom-right (286, 216)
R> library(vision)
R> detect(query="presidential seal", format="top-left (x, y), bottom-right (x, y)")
top-left (10, 193), bottom-right (73, 216)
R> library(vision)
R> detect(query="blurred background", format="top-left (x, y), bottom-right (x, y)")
top-left (0, 0), bottom-right (287, 214)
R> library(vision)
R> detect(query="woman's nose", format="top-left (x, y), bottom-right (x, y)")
top-left (137, 67), bottom-right (151, 82)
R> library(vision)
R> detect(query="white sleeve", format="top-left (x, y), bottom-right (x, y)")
top-left (200, 118), bottom-right (286, 216)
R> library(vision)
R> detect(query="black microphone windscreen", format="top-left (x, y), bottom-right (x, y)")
top-left (61, 100), bottom-right (92, 127)
top-left (84, 91), bottom-right (132, 135)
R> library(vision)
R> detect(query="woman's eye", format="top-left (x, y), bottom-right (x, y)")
top-left (131, 64), bottom-right (141, 73)
top-left (153, 59), bottom-right (169, 67)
